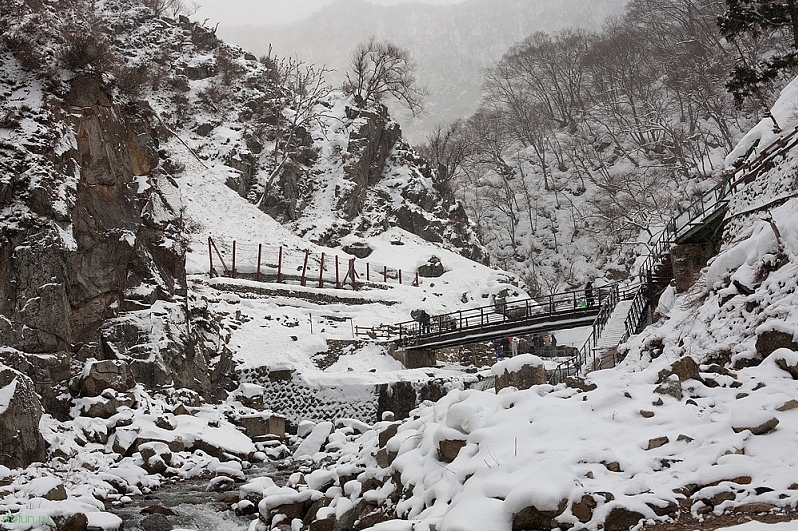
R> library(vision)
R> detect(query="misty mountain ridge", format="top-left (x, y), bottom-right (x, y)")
top-left (216, 0), bottom-right (628, 141)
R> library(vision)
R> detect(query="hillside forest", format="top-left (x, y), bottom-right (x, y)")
top-left (415, 0), bottom-right (796, 296)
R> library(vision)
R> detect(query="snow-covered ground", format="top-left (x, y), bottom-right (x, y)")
top-left (221, 77), bottom-right (798, 531)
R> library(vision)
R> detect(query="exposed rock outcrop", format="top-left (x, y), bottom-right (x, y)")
top-left (493, 355), bottom-right (547, 392)
top-left (0, 365), bottom-right (47, 468)
top-left (0, 69), bottom-right (212, 401)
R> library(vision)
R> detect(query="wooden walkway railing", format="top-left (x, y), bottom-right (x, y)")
top-left (388, 284), bottom-right (617, 351)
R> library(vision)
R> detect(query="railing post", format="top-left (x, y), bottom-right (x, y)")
top-left (335, 255), bottom-right (340, 289)
top-left (256, 244), bottom-right (262, 282)
top-left (232, 240), bottom-right (237, 278)
top-left (208, 237), bottom-right (214, 277)
top-left (301, 249), bottom-right (310, 287)
top-left (366, 263), bottom-right (370, 281)
top-left (319, 252), bottom-right (325, 288)
top-left (277, 246), bottom-right (283, 283)
top-left (383, 265), bottom-right (388, 283)
top-left (399, 269), bottom-right (402, 285)
top-left (349, 258), bottom-right (357, 290)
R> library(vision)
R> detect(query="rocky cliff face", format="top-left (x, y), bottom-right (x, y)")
top-left (0, 63), bottom-right (211, 440)
top-left (0, 364), bottom-right (47, 468)
top-left (257, 101), bottom-right (485, 262)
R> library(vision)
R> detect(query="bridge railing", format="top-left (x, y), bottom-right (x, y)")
top-left (395, 283), bottom-right (617, 347)
top-left (535, 125), bottom-right (798, 385)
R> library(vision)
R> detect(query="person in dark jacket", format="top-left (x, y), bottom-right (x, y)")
top-left (418, 310), bottom-right (431, 334)
top-left (585, 281), bottom-right (595, 307)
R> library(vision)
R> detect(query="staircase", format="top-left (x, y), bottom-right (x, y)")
top-left (593, 299), bottom-right (635, 369)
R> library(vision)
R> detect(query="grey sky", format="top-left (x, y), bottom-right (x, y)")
top-left (194, 0), bottom-right (467, 27)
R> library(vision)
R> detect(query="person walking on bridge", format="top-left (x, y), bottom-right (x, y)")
top-left (418, 309), bottom-right (431, 334)
top-left (510, 336), bottom-right (519, 357)
top-left (585, 281), bottom-right (595, 307)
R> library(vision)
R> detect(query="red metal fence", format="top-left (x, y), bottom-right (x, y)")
top-left (207, 237), bottom-right (418, 290)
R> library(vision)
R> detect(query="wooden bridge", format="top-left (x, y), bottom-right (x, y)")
top-left (395, 286), bottom-right (610, 351)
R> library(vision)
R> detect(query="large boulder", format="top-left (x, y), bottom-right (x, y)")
top-left (79, 359), bottom-right (136, 397)
top-left (756, 329), bottom-right (798, 359)
top-left (0, 365), bottom-right (47, 468)
top-left (417, 255), bottom-right (445, 278)
top-left (493, 355), bottom-right (547, 392)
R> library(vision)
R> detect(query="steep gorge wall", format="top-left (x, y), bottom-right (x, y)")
top-left (0, 72), bottom-right (213, 421)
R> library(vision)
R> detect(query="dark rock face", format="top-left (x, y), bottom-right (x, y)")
top-left (0, 71), bottom-right (212, 404)
top-left (0, 348), bottom-right (72, 420)
top-left (437, 438), bottom-right (467, 463)
top-left (756, 330), bottom-right (798, 359)
top-left (342, 240), bottom-right (373, 258)
top-left (495, 361), bottom-right (547, 392)
top-left (512, 505), bottom-right (558, 530)
top-left (376, 379), bottom-right (450, 421)
top-left (80, 359), bottom-right (136, 397)
top-left (0, 365), bottom-right (48, 468)
top-left (417, 255), bottom-right (445, 278)
top-left (339, 105), bottom-right (403, 220)
top-left (603, 507), bottom-right (644, 531)
top-left (377, 381), bottom-right (417, 421)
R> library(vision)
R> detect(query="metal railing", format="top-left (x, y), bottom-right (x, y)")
top-left (621, 285), bottom-right (649, 344)
top-left (548, 283), bottom-right (636, 384)
top-left (393, 283), bottom-right (616, 348)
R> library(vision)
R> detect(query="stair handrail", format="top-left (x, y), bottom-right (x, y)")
top-left (620, 285), bottom-right (648, 344)
top-left (548, 283), bottom-right (621, 385)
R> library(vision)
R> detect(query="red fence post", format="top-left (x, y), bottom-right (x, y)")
top-left (399, 269), bottom-right (402, 284)
top-left (277, 246), bottom-right (283, 283)
top-left (301, 249), bottom-right (310, 287)
top-left (318, 252), bottom-right (325, 288)
top-left (335, 255), bottom-right (340, 289)
top-left (232, 240), bottom-right (237, 278)
top-left (383, 265), bottom-right (387, 283)
top-left (208, 237), bottom-right (230, 275)
top-left (208, 237), bottom-right (214, 277)
top-left (414, 272), bottom-right (419, 287)
top-left (257, 244), bottom-right (262, 282)
top-left (366, 263), bottom-right (370, 281)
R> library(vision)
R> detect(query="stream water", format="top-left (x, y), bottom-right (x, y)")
top-left (108, 463), bottom-right (284, 531)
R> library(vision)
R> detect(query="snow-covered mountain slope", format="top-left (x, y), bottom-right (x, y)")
top-left (0, 0), bottom-right (524, 475)
top-left (228, 80), bottom-right (798, 531)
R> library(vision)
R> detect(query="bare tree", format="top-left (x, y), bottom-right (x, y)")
top-left (140, 0), bottom-right (198, 17)
top-left (416, 120), bottom-right (472, 192)
top-left (343, 37), bottom-right (426, 115)
top-left (257, 58), bottom-right (333, 206)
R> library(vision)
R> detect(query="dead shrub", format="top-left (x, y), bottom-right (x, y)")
top-left (60, 28), bottom-right (114, 72)
top-left (113, 64), bottom-right (150, 99)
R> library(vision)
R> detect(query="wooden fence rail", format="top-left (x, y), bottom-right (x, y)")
top-left (207, 237), bottom-right (419, 290)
